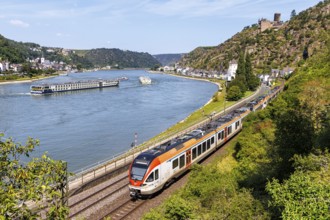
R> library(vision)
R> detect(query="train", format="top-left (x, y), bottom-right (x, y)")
top-left (128, 85), bottom-right (282, 198)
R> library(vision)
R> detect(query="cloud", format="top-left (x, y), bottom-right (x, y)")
top-left (142, 0), bottom-right (301, 18)
top-left (143, 0), bottom-right (249, 17)
top-left (9, 19), bottom-right (30, 28)
top-left (56, 32), bottom-right (70, 37)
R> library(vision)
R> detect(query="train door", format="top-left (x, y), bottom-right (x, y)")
top-left (186, 149), bottom-right (192, 168)
top-left (154, 169), bottom-right (160, 189)
top-left (224, 127), bottom-right (228, 141)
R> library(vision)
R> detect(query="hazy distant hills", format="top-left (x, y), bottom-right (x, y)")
top-left (153, 53), bottom-right (185, 66)
top-left (75, 48), bottom-right (161, 69)
top-left (179, 0), bottom-right (330, 73)
top-left (0, 35), bottom-right (161, 69)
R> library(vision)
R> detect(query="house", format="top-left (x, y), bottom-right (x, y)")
top-left (271, 69), bottom-right (280, 77)
top-left (224, 60), bottom-right (237, 81)
top-left (280, 67), bottom-right (295, 77)
top-left (163, 66), bottom-right (175, 71)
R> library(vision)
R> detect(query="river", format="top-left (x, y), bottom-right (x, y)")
top-left (0, 70), bottom-right (218, 172)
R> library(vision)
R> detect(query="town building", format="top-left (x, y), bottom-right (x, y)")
top-left (226, 60), bottom-right (238, 81)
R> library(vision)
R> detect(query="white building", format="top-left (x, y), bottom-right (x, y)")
top-left (225, 60), bottom-right (238, 81)
top-left (163, 66), bottom-right (175, 71)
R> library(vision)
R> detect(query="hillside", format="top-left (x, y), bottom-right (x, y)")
top-left (0, 35), bottom-right (160, 69)
top-left (153, 53), bottom-right (185, 66)
top-left (144, 17), bottom-right (330, 220)
top-left (179, 0), bottom-right (330, 73)
top-left (80, 48), bottom-right (161, 68)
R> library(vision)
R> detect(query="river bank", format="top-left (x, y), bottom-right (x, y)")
top-left (0, 75), bottom-right (57, 85)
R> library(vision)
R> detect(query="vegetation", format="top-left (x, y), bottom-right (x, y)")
top-left (226, 52), bottom-right (260, 100)
top-left (0, 134), bottom-right (69, 219)
top-left (179, 0), bottom-right (330, 74)
top-left (82, 48), bottom-right (161, 68)
top-left (153, 54), bottom-right (185, 66)
top-left (143, 10), bottom-right (330, 219)
top-left (0, 34), bottom-right (160, 71)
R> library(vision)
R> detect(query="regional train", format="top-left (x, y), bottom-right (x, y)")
top-left (128, 85), bottom-right (282, 198)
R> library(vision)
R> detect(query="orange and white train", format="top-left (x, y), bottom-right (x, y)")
top-left (128, 85), bottom-right (282, 198)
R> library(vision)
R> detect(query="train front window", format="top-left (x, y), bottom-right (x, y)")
top-left (146, 172), bottom-right (154, 182)
top-left (131, 164), bottom-right (147, 181)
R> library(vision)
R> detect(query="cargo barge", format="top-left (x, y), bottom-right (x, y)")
top-left (30, 79), bottom-right (119, 94)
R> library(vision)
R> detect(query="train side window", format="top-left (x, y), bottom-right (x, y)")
top-left (235, 121), bottom-right (240, 129)
top-left (218, 130), bottom-right (224, 140)
top-left (211, 137), bottom-right (214, 145)
top-left (155, 169), bottom-right (159, 180)
top-left (192, 147), bottom-right (197, 160)
top-left (146, 172), bottom-right (154, 182)
top-left (228, 126), bottom-right (232, 135)
top-left (207, 139), bottom-right (210, 150)
top-left (179, 155), bottom-right (185, 168)
top-left (172, 158), bottom-right (178, 169)
top-left (197, 144), bottom-right (201, 156)
top-left (202, 142), bottom-right (206, 153)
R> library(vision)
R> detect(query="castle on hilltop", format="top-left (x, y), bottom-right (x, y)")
top-left (258, 13), bottom-right (283, 32)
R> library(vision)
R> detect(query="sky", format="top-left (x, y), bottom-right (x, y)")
top-left (0, 0), bottom-right (321, 55)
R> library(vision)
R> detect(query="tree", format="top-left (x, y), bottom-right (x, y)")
top-left (0, 134), bottom-right (69, 219)
top-left (274, 109), bottom-right (315, 179)
top-left (290, 9), bottom-right (296, 19)
top-left (267, 152), bottom-right (330, 219)
top-left (245, 52), bottom-right (252, 81)
top-left (226, 86), bottom-right (243, 101)
top-left (244, 53), bottom-right (260, 90)
top-left (303, 46), bottom-right (309, 60)
top-left (247, 75), bottom-right (260, 91)
top-left (236, 52), bottom-right (246, 76)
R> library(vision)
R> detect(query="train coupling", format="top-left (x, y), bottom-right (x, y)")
top-left (129, 188), bottom-right (140, 198)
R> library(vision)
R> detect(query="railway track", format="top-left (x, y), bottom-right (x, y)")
top-left (68, 173), bottom-right (128, 219)
top-left (98, 196), bottom-right (147, 220)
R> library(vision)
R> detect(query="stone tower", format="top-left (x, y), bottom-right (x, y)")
top-left (274, 13), bottom-right (281, 22)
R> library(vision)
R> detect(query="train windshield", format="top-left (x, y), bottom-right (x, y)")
top-left (131, 164), bottom-right (148, 181)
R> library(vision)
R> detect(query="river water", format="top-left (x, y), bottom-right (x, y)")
top-left (0, 70), bottom-right (218, 172)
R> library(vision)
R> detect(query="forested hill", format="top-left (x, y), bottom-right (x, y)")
top-left (179, 0), bottom-right (330, 73)
top-left (77, 48), bottom-right (161, 68)
top-left (153, 53), bottom-right (185, 66)
top-left (144, 23), bottom-right (330, 220)
top-left (0, 35), bottom-right (161, 69)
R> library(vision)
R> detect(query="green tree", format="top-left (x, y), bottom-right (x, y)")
top-left (245, 52), bottom-right (252, 81)
top-left (236, 52), bottom-right (246, 77)
top-left (303, 46), bottom-right (309, 60)
top-left (274, 108), bottom-right (316, 179)
top-left (290, 9), bottom-right (296, 19)
top-left (247, 75), bottom-right (260, 91)
top-left (226, 85), bottom-right (243, 101)
top-left (0, 134), bottom-right (69, 219)
top-left (267, 152), bottom-right (330, 220)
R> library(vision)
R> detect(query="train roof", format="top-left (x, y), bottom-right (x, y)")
top-left (133, 109), bottom-right (249, 166)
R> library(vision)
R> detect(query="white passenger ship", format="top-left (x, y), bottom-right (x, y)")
top-left (139, 76), bottom-right (152, 85)
top-left (30, 79), bottom-right (119, 94)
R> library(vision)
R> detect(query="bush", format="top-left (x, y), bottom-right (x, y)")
top-left (226, 86), bottom-right (243, 101)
